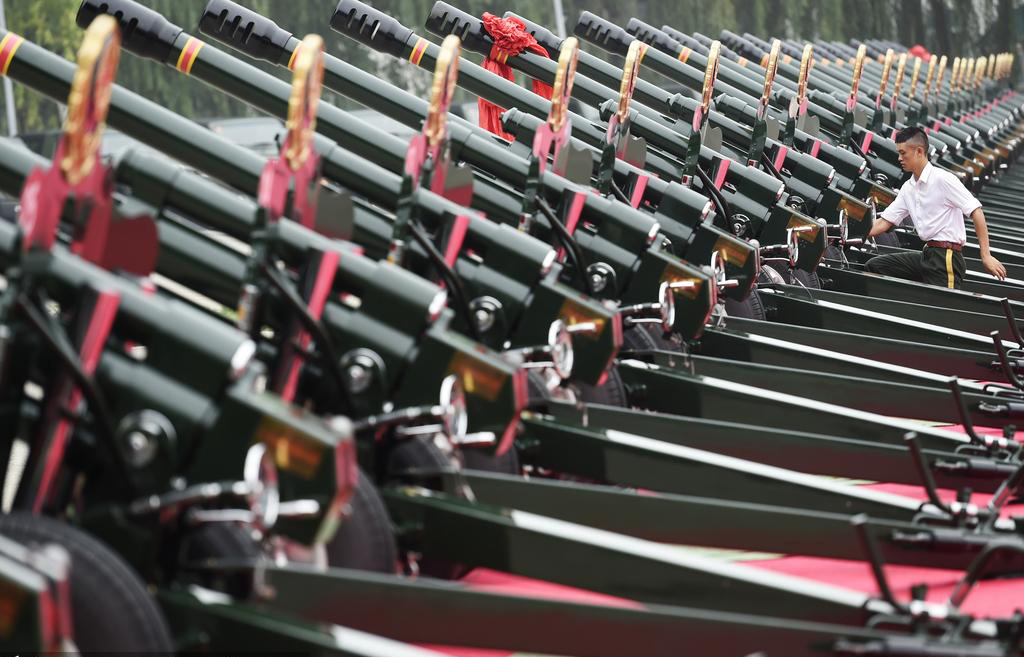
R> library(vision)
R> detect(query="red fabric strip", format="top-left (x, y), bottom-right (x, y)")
top-left (35, 290), bottom-right (120, 512)
top-left (860, 130), bottom-right (874, 153)
top-left (713, 158), bottom-right (730, 189)
top-left (629, 175), bottom-right (649, 208)
top-left (772, 145), bottom-right (789, 172)
top-left (280, 250), bottom-right (339, 402)
top-left (477, 14), bottom-right (554, 140)
top-left (444, 214), bottom-right (471, 267)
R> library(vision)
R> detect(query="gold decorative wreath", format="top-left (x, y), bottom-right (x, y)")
top-left (796, 43), bottom-right (813, 106)
top-left (877, 49), bottom-right (894, 99)
top-left (424, 35), bottom-right (461, 148)
top-left (701, 40), bottom-right (721, 119)
top-left (548, 37), bottom-right (579, 133)
top-left (616, 40), bottom-right (646, 124)
top-left (849, 44), bottom-right (866, 100)
top-left (62, 15), bottom-right (120, 185)
top-left (907, 55), bottom-right (922, 99)
top-left (283, 34), bottom-right (324, 171)
top-left (760, 39), bottom-right (780, 107)
top-left (923, 54), bottom-right (937, 101)
top-left (936, 55), bottom-right (948, 93)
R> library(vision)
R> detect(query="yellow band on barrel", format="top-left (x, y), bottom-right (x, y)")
top-left (678, 47), bottom-right (690, 64)
top-left (175, 37), bottom-right (204, 74)
top-left (409, 37), bottom-right (429, 66)
top-left (0, 33), bottom-right (24, 76)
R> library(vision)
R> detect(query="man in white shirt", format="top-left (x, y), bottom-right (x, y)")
top-left (866, 126), bottom-right (1005, 289)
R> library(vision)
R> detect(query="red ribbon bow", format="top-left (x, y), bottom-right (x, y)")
top-left (478, 13), bottom-right (554, 140)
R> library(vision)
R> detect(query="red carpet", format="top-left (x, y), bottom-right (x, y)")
top-left (424, 422), bottom-right (1024, 654)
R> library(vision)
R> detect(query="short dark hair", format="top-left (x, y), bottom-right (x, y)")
top-left (894, 126), bottom-right (929, 150)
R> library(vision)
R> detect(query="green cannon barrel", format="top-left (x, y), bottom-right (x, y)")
top-left (502, 11), bottom-right (852, 235)
top-left (621, 19), bottom-right (872, 190)
top-left (196, 0), bottom-right (741, 319)
top-left (319, 0), bottom-right (760, 297)
top-left (573, 12), bottom-right (905, 183)
top-left (508, 12), bottom-right (845, 206)
top-left (186, 0), bottom-right (728, 324)
top-left (74, 1), bottom-right (678, 366)
top-left (422, 3), bottom-right (826, 272)
top-left (199, 1), bottom-right (719, 264)
top-left (0, 137), bottom-right (524, 452)
top-left (0, 24), bottom-right (598, 386)
top-left (0, 159), bottom-right (347, 544)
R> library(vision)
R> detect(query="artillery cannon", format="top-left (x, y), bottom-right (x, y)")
top-left (6, 5), bottom-right (1024, 656)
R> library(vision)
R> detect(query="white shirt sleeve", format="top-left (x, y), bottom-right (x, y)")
top-left (943, 173), bottom-right (982, 216)
top-left (879, 184), bottom-right (910, 226)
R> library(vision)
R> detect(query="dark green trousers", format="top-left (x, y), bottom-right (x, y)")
top-left (865, 246), bottom-right (966, 289)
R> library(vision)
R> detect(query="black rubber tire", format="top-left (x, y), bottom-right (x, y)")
top-left (326, 467), bottom-right (399, 573)
top-left (180, 523), bottom-right (261, 599)
top-left (825, 245), bottom-right (844, 261)
top-left (576, 364), bottom-right (629, 408)
top-left (0, 513), bottom-right (173, 653)
top-left (792, 269), bottom-right (821, 289)
top-left (462, 446), bottom-right (521, 474)
top-left (622, 325), bottom-right (678, 352)
top-left (386, 436), bottom-right (465, 580)
top-left (387, 435), bottom-right (451, 479)
top-left (875, 231), bottom-right (901, 247)
top-left (525, 370), bottom-right (550, 406)
top-left (724, 291), bottom-right (766, 320)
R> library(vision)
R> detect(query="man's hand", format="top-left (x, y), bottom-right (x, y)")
top-left (982, 253), bottom-right (1007, 280)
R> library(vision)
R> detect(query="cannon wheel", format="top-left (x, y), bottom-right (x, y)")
top-left (463, 445), bottom-right (521, 474)
top-left (180, 523), bottom-right (261, 598)
top-left (875, 230), bottom-right (901, 247)
top-left (577, 364), bottom-right (629, 408)
top-left (387, 436), bottom-right (467, 579)
top-left (792, 269), bottom-right (822, 288)
top-left (623, 325), bottom-right (678, 352)
top-left (725, 290), bottom-right (767, 320)
top-left (327, 467), bottom-right (400, 573)
top-left (0, 512), bottom-right (173, 653)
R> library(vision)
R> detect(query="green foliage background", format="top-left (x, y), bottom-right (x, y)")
top-left (1, 0), bottom-right (1021, 134)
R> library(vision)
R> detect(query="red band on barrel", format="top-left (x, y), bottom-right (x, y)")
top-left (176, 37), bottom-right (204, 74)
top-left (0, 33), bottom-right (24, 76)
top-left (809, 139), bottom-right (821, 158)
top-left (409, 38), bottom-right (429, 66)
top-left (444, 214), bottom-right (471, 267)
